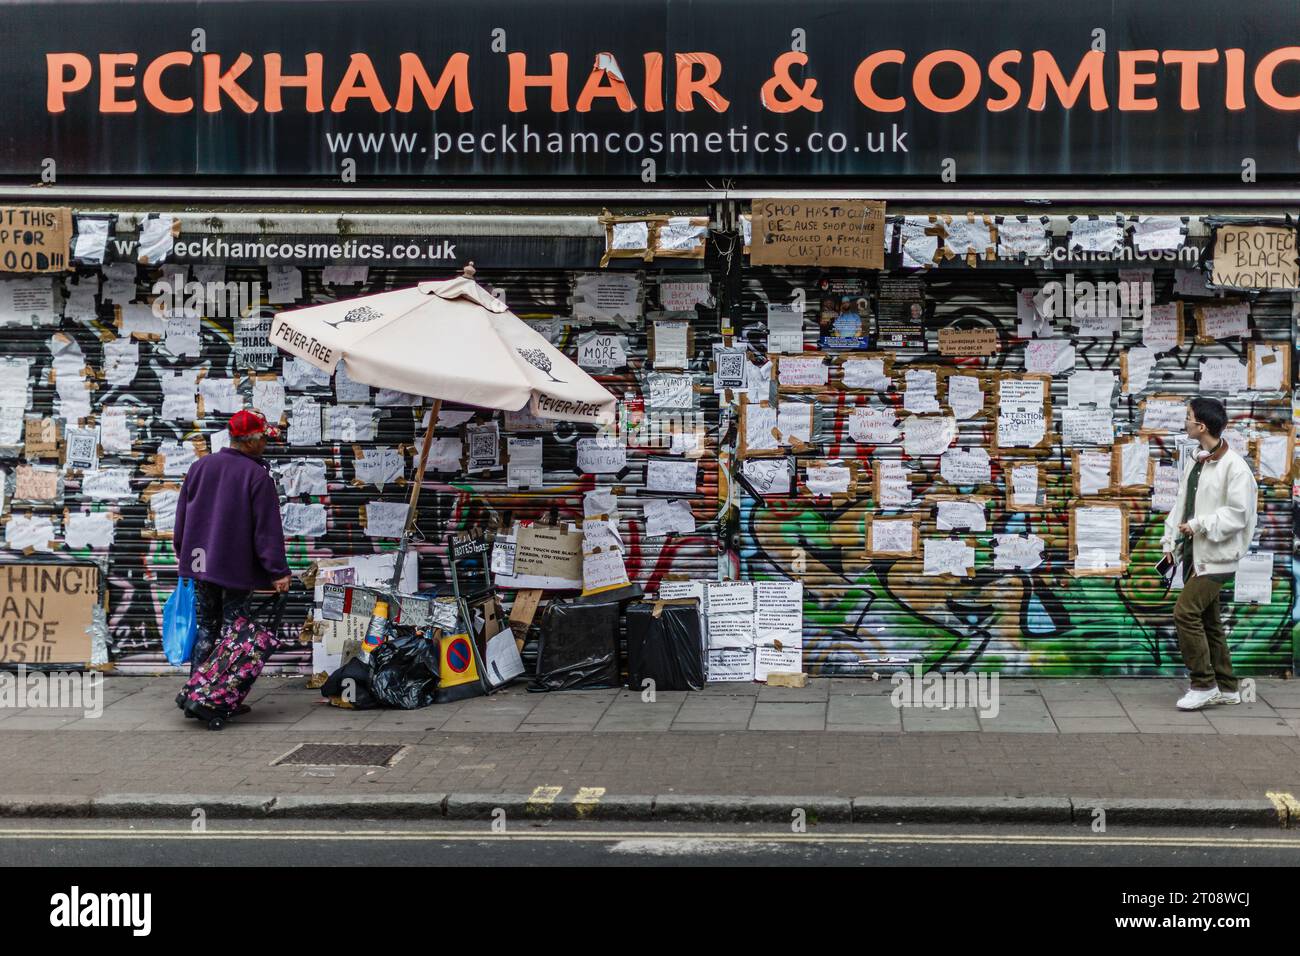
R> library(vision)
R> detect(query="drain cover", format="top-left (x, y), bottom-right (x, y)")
top-left (272, 743), bottom-right (407, 768)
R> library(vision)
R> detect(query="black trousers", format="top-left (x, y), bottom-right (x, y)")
top-left (190, 581), bottom-right (252, 676)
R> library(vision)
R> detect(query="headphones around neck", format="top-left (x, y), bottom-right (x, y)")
top-left (1194, 438), bottom-right (1225, 462)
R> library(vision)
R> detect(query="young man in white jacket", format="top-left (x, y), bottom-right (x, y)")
top-left (1161, 397), bottom-right (1258, 711)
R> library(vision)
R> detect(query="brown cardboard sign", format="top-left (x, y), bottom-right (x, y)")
top-left (937, 327), bottom-right (1000, 356)
top-left (0, 207), bottom-right (72, 273)
top-left (1211, 224), bottom-right (1299, 290)
top-left (23, 416), bottom-right (60, 458)
top-left (0, 563), bottom-right (99, 664)
top-left (751, 199), bottom-right (885, 269)
top-left (510, 523), bottom-right (584, 587)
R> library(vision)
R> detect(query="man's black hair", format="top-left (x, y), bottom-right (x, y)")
top-left (1190, 396), bottom-right (1227, 438)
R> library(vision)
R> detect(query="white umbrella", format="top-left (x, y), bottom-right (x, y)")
top-left (270, 268), bottom-right (617, 588)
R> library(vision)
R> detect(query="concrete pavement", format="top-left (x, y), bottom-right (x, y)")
top-left (1, 676), bottom-right (1298, 827)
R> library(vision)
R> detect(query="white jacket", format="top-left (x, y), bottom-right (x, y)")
top-left (1161, 446), bottom-right (1258, 575)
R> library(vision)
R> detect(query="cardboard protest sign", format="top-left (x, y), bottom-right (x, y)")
top-left (0, 563), bottom-right (98, 664)
top-left (751, 199), bottom-right (885, 269)
top-left (1211, 224), bottom-right (1298, 290)
top-left (0, 207), bottom-right (72, 273)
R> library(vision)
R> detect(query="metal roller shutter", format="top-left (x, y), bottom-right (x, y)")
top-left (736, 256), bottom-right (1293, 677)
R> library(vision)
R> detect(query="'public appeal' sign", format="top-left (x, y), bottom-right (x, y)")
top-left (0, 563), bottom-right (99, 664)
top-left (6, 0), bottom-right (1300, 178)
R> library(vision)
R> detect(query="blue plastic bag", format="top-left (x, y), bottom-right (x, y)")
top-left (163, 577), bottom-right (198, 666)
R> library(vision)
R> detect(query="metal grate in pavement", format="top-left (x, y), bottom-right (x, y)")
top-left (271, 743), bottom-right (408, 768)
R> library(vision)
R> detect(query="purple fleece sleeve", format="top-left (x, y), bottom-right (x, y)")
top-left (173, 477), bottom-right (189, 574)
top-left (251, 471), bottom-right (291, 579)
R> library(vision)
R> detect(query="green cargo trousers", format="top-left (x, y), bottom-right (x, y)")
top-left (1174, 572), bottom-right (1238, 692)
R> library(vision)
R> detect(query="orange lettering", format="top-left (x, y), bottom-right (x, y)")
top-left (46, 53), bottom-right (92, 113)
top-left (1224, 48), bottom-right (1246, 110)
top-left (853, 50), bottom-right (906, 112)
top-left (986, 50), bottom-right (1022, 111)
top-left (1160, 49), bottom-right (1219, 110)
top-left (263, 53), bottom-right (324, 113)
top-left (508, 52), bottom-right (569, 112)
top-left (674, 52), bottom-right (729, 112)
top-left (1029, 50), bottom-right (1107, 110)
top-left (143, 51), bottom-right (193, 113)
top-left (913, 49), bottom-right (980, 113)
top-left (396, 52), bottom-right (473, 112)
top-left (99, 53), bottom-right (137, 114)
top-left (1254, 46), bottom-right (1300, 110)
top-left (1118, 50), bottom-right (1159, 110)
top-left (202, 53), bottom-right (258, 113)
top-left (643, 53), bottom-right (664, 112)
top-left (576, 53), bottom-right (636, 112)
top-left (331, 54), bottom-right (391, 112)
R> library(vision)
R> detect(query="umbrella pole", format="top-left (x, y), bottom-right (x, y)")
top-left (387, 398), bottom-right (442, 596)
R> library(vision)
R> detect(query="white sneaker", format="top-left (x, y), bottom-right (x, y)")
top-left (1212, 690), bottom-right (1241, 705)
top-left (1176, 687), bottom-right (1221, 711)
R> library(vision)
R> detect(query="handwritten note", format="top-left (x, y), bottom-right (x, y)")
top-left (644, 498), bottom-right (696, 537)
top-left (1197, 303), bottom-right (1250, 341)
top-left (577, 332), bottom-right (629, 371)
top-left (1141, 399), bottom-right (1185, 432)
top-left (273, 458), bottom-right (328, 497)
top-left (81, 468), bottom-right (134, 500)
top-left (937, 500), bottom-right (986, 532)
top-left (841, 358), bottom-right (889, 391)
top-left (923, 539), bottom-right (975, 577)
top-left (1151, 461), bottom-right (1180, 512)
top-left (902, 415), bottom-right (957, 457)
top-left (1199, 358), bottom-right (1248, 394)
top-left (364, 501), bottom-right (409, 538)
top-left (1010, 464), bottom-right (1041, 508)
top-left (1143, 303), bottom-right (1182, 352)
top-left (323, 405), bottom-right (378, 442)
top-left (742, 457), bottom-right (791, 495)
top-left (576, 436), bottom-right (627, 474)
top-left (946, 375), bottom-right (984, 420)
top-left (647, 372), bottom-right (694, 410)
top-left (848, 407), bottom-right (900, 445)
top-left (646, 458), bottom-right (698, 494)
top-left (903, 368), bottom-right (941, 414)
top-left (1025, 339), bottom-right (1075, 375)
top-left (870, 518), bottom-right (915, 555)
top-left (993, 533), bottom-right (1045, 571)
top-left (940, 447), bottom-right (991, 485)
top-left (805, 463), bottom-right (852, 497)
top-left (1251, 344), bottom-right (1286, 391)
top-left (1078, 450), bottom-right (1113, 495)
top-left (354, 447), bottom-right (405, 489)
top-left (998, 379), bottom-right (1047, 448)
top-left (1062, 408), bottom-right (1114, 446)
top-left (874, 459), bottom-right (912, 508)
top-left (282, 502), bottom-right (328, 538)
top-left (1118, 439), bottom-right (1150, 488)
top-left (778, 355), bottom-right (828, 388)
top-left (15, 464), bottom-right (58, 501)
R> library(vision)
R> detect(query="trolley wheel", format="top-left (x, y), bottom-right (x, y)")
top-left (207, 717), bottom-right (225, 731)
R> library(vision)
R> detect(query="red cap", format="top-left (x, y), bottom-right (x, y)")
top-left (229, 409), bottom-right (280, 439)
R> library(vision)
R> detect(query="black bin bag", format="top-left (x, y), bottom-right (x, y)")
top-left (370, 633), bottom-right (440, 709)
top-left (530, 599), bottom-right (621, 692)
top-left (320, 656), bottom-right (380, 710)
top-left (625, 599), bottom-right (705, 692)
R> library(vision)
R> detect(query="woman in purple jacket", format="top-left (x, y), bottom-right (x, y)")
top-left (174, 409), bottom-right (292, 678)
